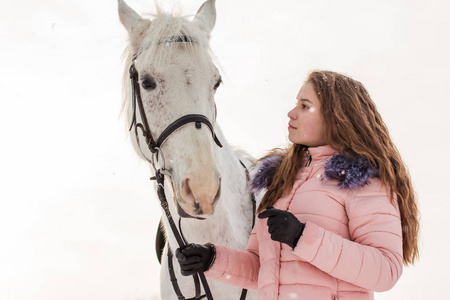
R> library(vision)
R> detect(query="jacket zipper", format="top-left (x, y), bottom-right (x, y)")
top-left (305, 149), bottom-right (312, 167)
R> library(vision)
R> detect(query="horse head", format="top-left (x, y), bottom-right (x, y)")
top-left (119, 0), bottom-right (223, 218)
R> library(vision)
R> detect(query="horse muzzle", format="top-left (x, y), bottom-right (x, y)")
top-left (179, 172), bottom-right (221, 217)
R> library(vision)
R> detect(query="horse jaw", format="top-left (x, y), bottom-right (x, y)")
top-left (193, 0), bottom-right (216, 39)
top-left (118, 0), bottom-right (151, 51)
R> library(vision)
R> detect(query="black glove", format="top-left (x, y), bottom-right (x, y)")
top-left (258, 206), bottom-right (305, 249)
top-left (175, 243), bottom-right (216, 276)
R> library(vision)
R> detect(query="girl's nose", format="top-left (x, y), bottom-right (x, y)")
top-left (287, 107), bottom-right (297, 120)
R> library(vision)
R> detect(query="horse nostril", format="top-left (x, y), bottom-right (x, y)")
top-left (214, 178), bottom-right (221, 204)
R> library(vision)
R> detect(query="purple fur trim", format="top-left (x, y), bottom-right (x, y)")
top-left (249, 152), bottom-right (379, 192)
top-left (323, 153), bottom-right (379, 189)
top-left (249, 155), bottom-right (283, 193)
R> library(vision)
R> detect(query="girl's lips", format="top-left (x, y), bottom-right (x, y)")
top-left (288, 124), bottom-right (297, 129)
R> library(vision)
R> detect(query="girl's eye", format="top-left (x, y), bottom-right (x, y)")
top-left (295, 101), bottom-right (308, 109)
top-left (141, 77), bottom-right (157, 90)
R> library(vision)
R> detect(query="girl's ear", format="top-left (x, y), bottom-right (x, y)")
top-left (118, 0), bottom-right (151, 51)
top-left (192, 0), bottom-right (216, 39)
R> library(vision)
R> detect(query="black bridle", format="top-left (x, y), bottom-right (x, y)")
top-left (128, 36), bottom-right (253, 300)
top-left (128, 61), bottom-right (222, 157)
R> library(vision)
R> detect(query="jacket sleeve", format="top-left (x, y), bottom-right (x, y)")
top-left (205, 228), bottom-right (260, 290)
top-left (292, 180), bottom-right (403, 292)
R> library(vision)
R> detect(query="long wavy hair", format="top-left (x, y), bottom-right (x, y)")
top-left (257, 70), bottom-right (419, 266)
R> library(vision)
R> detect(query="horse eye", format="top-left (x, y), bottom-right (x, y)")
top-left (214, 78), bottom-right (222, 90)
top-left (141, 77), bottom-right (157, 90)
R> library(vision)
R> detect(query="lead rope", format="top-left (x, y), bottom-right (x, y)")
top-left (179, 219), bottom-right (205, 300)
top-left (154, 169), bottom-right (214, 300)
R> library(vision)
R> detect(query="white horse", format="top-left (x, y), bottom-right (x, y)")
top-left (118, 0), bottom-right (257, 299)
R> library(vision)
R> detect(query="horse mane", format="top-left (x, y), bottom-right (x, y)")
top-left (120, 6), bottom-right (217, 123)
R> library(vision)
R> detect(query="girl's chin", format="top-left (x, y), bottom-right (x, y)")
top-left (287, 135), bottom-right (301, 144)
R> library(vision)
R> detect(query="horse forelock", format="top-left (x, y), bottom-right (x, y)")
top-left (121, 10), bottom-right (217, 125)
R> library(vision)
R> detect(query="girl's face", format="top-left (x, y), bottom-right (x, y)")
top-left (287, 81), bottom-right (327, 147)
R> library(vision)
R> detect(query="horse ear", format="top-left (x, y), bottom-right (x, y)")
top-left (118, 0), bottom-right (151, 50)
top-left (193, 0), bottom-right (216, 39)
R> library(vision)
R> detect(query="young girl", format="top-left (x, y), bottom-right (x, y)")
top-left (176, 70), bottom-right (420, 299)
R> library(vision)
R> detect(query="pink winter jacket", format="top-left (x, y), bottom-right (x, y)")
top-left (205, 145), bottom-right (403, 300)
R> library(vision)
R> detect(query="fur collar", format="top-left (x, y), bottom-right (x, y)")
top-left (249, 153), bottom-right (379, 193)
top-left (249, 155), bottom-right (283, 194)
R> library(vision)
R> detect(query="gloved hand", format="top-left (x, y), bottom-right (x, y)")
top-left (175, 243), bottom-right (216, 276)
top-left (258, 206), bottom-right (305, 249)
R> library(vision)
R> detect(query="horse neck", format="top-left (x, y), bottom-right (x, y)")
top-left (164, 124), bottom-right (254, 252)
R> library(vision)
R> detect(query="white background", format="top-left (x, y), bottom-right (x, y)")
top-left (1, 0), bottom-right (449, 299)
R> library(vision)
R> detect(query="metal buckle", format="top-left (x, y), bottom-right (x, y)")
top-left (152, 147), bottom-right (171, 177)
